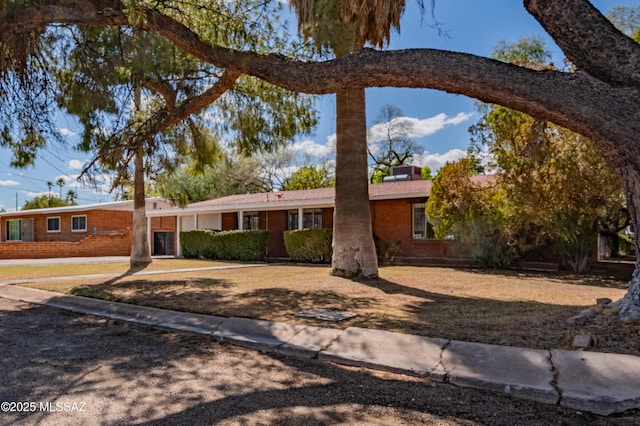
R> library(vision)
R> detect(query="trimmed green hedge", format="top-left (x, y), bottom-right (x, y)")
top-left (180, 229), bottom-right (269, 261)
top-left (284, 228), bottom-right (332, 263)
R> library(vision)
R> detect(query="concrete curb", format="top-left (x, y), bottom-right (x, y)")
top-left (1, 285), bottom-right (639, 416)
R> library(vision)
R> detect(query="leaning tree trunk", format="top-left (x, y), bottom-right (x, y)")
top-left (331, 88), bottom-right (378, 278)
top-left (130, 148), bottom-right (152, 268)
top-left (616, 164), bottom-right (640, 320)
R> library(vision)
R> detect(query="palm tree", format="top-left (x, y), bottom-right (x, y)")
top-left (66, 189), bottom-right (78, 205)
top-left (46, 181), bottom-right (53, 198)
top-left (56, 177), bottom-right (65, 198)
top-left (290, 0), bottom-right (405, 278)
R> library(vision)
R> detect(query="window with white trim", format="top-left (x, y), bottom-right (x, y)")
top-left (287, 210), bottom-right (299, 230)
top-left (412, 203), bottom-right (435, 240)
top-left (47, 217), bottom-right (61, 233)
top-left (243, 212), bottom-right (259, 230)
top-left (302, 208), bottom-right (323, 229)
top-left (71, 215), bottom-right (87, 232)
top-left (6, 219), bottom-right (22, 241)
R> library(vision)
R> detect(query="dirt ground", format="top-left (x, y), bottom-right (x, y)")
top-left (1, 297), bottom-right (638, 425)
top-left (19, 263), bottom-right (639, 356)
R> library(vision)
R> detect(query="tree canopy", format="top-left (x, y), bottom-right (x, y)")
top-left (22, 194), bottom-right (76, 210)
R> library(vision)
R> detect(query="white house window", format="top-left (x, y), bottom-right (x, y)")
top-left (71, 215), bottom-right (87, 232)
top-left (302, 208), bottom-right (323, 229)
top-left (6, 219), bottom-right (22, 241)
top-left (287, 210), bottom-right (299, 230)
top-left (47, 217), bottom-right (61, 233)
top-left (243, 212), bottom-right (260, 230)
top-left (412, 203), bottom-right (435, 240)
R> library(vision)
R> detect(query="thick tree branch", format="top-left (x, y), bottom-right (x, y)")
top-left (525, 0), bottom-right (640, 86)
top-left (3, 0), bottom-right (640, 164)
top-left (141, 77), bottom-right (177, 106)
top-left (138, 69), bottom-right (240, 140)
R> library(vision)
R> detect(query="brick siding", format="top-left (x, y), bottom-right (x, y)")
top-left (0, 231), bottom-right (132, 259)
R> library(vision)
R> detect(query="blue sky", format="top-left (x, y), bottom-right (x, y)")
top-left (0, 0), bottom-right (634, 211)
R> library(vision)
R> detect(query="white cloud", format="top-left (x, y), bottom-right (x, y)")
top-left (0, 180), bottom-right (19, 187)
top-left (291, 139), bottom-right (334, 158)
top-left (412, 149), bottom-right (468, 174)
top-left (58, 128), bottom-right (77, 137)
top-left (369, 112), bottom-right (473, 143)
top-left (24, 190), bottom-right (49, 198)
top-left (67, 159), bottom-right (86, 171)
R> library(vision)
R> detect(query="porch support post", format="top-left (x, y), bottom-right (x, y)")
top-left (146, 217), bottom-right (152, 256)
top-left (298, 208), bottom-right (304, 230)
top-left (176, 215), bottom-right (182, 257)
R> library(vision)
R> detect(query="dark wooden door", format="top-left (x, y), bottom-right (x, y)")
top-left (153, 232), bottom-right (175, 255)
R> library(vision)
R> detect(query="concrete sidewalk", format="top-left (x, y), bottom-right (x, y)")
top-left (0, 284), bottom-right (639, 416)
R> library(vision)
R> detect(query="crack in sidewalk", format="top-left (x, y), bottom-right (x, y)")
top-left (433, 339), bottom-right (452, 383)
top-left (548, 350), bottom-right (563, 405)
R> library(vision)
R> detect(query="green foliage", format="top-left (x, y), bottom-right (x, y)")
top-left (374, 236), bottom-right (402, 263)
top-left (22, 195), bottom-right (75, 210)
top-left (157, 154), bottom-right (272, 206)
top-left (180, 229), bottom-right (269, 261)
top-left (283, 228), bottom-right (333, 263)
top-left (427, 159), bottom-right (517, 267)
top-left (53, 0), bottom-right (317, 194)
top-left (281, 165), bottom-right (335, 190)
top-left (491, 36), bottom-right (551, 67)
top-left (464, 39), bottom-right (624, 270)
top-left (421, 165), bottom-right (432, 180)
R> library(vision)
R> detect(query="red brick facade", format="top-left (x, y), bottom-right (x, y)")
top-left (1, 204), bottom-right (177, 259)
top-left (0, 232), bottom-right (132, 259)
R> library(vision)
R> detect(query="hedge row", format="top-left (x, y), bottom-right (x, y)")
top-left (180, 229), bottom-right (269, 261)
top-left (283, 228), bottom-right (332, 263)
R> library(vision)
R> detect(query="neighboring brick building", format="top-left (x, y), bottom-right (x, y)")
top-left (0, 199), bottom-right (176, 259)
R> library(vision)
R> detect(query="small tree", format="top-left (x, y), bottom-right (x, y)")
top-left (367, 103), bottom-right (419, 182)
top-left (282, 165), bottom-right (335, 190)
top-left (427, 159), bottom-right (516, 267)
top-left (23, 195), bottom-right (71, 210)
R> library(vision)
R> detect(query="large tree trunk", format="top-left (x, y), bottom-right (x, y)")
top-left (331, 88), bottom-right (378, 278)
top-left (615, 165), bottom-right (640, 320)
top-left (130, 149), bottom-right (152, 268)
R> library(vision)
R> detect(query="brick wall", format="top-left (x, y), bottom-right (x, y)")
top-left (0, 231), bottom-right (132, 259)
top-left (2, 210), bottom-right (133, 243)
top-left (150, 216), bottom-right (177, 232)
top-left (371, 198), bottom-right (464, 259)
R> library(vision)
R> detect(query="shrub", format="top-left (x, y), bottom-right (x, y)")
top-left (180, 229), bottom-right (269, 261)
top-left (284, 228), bottom-right (332, 263)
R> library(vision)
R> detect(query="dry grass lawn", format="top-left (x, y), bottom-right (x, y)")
top-left (6, 260), bottom-right (639, 356)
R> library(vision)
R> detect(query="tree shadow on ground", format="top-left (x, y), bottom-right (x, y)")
top-left (1, 298), bottom-right (628, 426)
top-left (61, 273), bottom-right (640, 354)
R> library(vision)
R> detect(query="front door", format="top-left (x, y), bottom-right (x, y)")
top-left (153, 232), bottom-right (175, 256)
